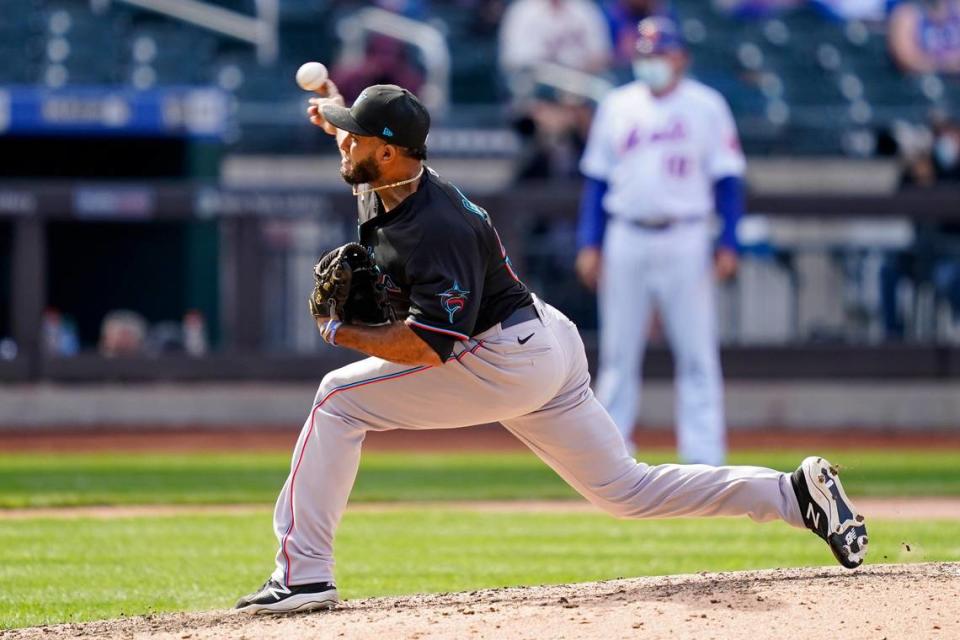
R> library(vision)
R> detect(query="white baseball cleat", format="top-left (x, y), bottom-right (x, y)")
top-left (234, 579), bottom-right (339, 614)
top-left (791, 456), bottom-right (868, 569)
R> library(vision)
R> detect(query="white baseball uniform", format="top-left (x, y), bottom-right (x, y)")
top-left (268, 169), bottom-right (801, 588)
top-left (580, 78), bottom-right (746, 465)
top-left (498, 0), bottom-right (612, 73)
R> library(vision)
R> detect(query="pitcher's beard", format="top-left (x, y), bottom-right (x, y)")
top-left (341, 156), bottom-right (380, 186)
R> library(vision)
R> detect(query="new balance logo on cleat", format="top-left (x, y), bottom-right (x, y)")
top-left (791, 456), bottom-right (868, 569)
top-left (235, 579), bottom-right (339, 614)
top-left (264, 582), bottom-right (290, 601)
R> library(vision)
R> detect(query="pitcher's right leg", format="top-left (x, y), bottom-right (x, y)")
top-left (504, 386), bottom-right (803, 525)
top-left (502, 309), bottom-right (804, 527)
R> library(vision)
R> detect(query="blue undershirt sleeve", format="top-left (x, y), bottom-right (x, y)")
top-left (714, 175), bottom-right (744, 252)
top-left (576, 177), bottom-right (608, 250)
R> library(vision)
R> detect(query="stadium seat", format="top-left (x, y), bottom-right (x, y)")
top-left (0, 0), bottom-right (952, 156)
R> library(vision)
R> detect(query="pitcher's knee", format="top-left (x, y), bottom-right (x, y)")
top-left (312, 370), bottom-right (361, 420)
top-left (597, 497), bottom-right (637, 519)
top-left (313, 372), bottom-right (338, 406)
top-left (585, 488), bottom-right (641, 519)
top-left (585, 465), bottom-right (655, 519)
top-left (597, 491), bottom-right (669, 519)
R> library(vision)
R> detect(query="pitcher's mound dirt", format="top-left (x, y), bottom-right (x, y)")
top-left (4, 563), bottom-right (959, 640)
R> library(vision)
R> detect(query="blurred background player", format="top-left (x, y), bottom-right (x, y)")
top-left (575, 17), bottom-right (745, 465)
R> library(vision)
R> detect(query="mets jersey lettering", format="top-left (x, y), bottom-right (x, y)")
top-left (580, 79), bottom-right (745, 220)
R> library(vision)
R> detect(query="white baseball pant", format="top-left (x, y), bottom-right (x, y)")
top-left (271, 298), bottom-right (803, 586)
top-left (595, 219), bottom-right (726, 465)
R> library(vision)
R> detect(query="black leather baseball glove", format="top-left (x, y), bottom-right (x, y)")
top-left (309, 243), bottom-right (395, 325)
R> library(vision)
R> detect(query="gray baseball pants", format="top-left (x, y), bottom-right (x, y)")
top-left (271, 298), bottom-right (805, 586)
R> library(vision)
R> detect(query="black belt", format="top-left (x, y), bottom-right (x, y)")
top-left (611, 216), bottom-right (705, 231)
top-left (500, 304), bottom-right (539, 329)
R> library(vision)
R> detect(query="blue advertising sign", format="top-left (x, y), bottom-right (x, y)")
top-left (0, 86), bottom-right (230, 138)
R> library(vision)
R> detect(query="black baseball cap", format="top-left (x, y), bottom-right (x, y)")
top-left (321, 84), bottom-right (430, 149)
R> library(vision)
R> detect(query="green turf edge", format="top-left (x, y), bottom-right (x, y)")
top-left (1, 449), bottom-right (959, 509)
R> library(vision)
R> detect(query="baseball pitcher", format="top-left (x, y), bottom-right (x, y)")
top-left (235, 82), bottom-right (867, 614)
top-left (576, 17), bottom-right (744, 465)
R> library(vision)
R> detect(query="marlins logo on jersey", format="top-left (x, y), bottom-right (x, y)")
top-left (438, 282), bottom-right (470, 323)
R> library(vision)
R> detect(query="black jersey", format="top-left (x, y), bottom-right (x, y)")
top-left (357, 167), bottom-right (533, 359)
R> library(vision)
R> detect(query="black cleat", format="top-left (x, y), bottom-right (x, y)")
top-left (234, 579), bottom-right (339, 614)
top-left (791, 456), bottom-right (868, 569)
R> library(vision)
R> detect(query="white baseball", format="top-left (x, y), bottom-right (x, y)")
top-left (296, 62), bottom-right (328, 91)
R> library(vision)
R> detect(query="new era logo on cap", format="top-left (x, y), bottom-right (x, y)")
top-left (382, 127), bottom-right (394, 137)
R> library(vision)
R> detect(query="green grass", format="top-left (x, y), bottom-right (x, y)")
top-left (0, 449), bottom-right (958, 508)
top-left (2, 509), bottom-right (959, 630)
top-left (2, 448), bottom-right (958, 629)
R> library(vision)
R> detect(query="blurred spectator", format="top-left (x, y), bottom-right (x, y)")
top-left (931, 113), bottom-right (960, 179)
top-left (331, 34), bottom-right (426, 104)
top-left (145, 321), bottom-right (184, 355)
top-left (42, 309), bottom-right (62, 356)
top-left (882, 118), bottom-right (938, 185)
top-left (41, 308), bottom-right (79, 357)
top-left (887, 112), bottom-right (960, 185)
top-left (880, 223), bottom-right (960, 338)
top-left (602, 0), bottom-right (672, 64)
top-left (99, 309), bottom-right (147, 357)
top-left (878, 112), bottom-right (960, 339)
top-left (499, 0), bottom-right (613, 74)
top-left (499, 0), bottom-right (613, 179)
top-left (0, 338), bottom-right (16, 361)
top-left (510, 97), bottom-right (597, 178)
top-left (183, 310), bottom-right (209, 356)
top-left (889, 0), bottom-right (960, 74)
top-left (96, 309), bottom-right (208, 357)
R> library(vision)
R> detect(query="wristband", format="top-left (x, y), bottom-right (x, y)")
top-left (323, 319), bottom-right (342, 346)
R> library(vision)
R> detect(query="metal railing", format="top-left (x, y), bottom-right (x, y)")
top-left (90, 0), bottom-right (278, 64)
top-left (336, 7), bottom-right (451, 116)
top-left (527, 62), bottom-right (615, 103)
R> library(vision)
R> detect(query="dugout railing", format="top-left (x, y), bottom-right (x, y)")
top-left (1, 181), bottom-right (959, 383)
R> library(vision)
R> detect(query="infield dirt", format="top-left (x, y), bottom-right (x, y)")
top-left (4, 563), bottom-right (958, 640)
